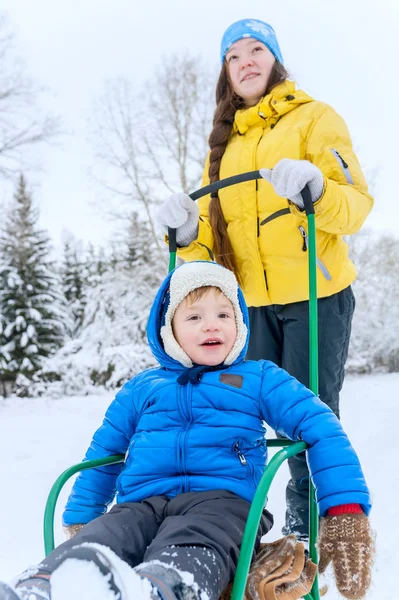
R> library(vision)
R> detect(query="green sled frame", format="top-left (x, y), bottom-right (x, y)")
top-left (43, 173), bottom-right (321, 599)
top-left (43, 439), bottom-right (320, 600)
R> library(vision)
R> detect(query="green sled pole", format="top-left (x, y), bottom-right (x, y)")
top-left (301, 185), bottom-right (320, 600)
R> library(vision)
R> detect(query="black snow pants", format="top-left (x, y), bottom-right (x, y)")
top-left (40, 490), bottom-right (273, 600)
top-left (246, 286), bottom-right (355, 539)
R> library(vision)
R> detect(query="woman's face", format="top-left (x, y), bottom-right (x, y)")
top-left (225, 37), bottom-right (276, 107)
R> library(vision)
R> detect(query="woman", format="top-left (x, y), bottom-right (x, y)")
top-left (156, 18), bottom-right (373, 542)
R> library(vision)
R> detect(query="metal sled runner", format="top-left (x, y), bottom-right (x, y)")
top-left (43, 174), bottom-right (321, 600)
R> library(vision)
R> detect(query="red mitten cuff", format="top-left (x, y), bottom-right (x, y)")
top-left (328, 503), bottom-right (363, 516)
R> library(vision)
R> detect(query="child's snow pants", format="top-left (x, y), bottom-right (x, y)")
top-left (41, 489), bottom-right (273, 599)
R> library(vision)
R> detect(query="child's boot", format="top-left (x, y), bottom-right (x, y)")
top-left (49, 543), bottom-right (156, 600)
top-left (136, 562), bottom-right (200, 600)
top-left (0, 573), bottom-right (51, 600)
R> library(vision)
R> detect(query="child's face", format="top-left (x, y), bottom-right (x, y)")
top-left (172, 287), bottom-right (237, 366)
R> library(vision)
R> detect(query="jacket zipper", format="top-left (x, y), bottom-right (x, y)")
top-left (330, 149), bottom-right (354, 184)
top-left (298, 226), bottom-right (332, 281)
top-left (258, 209), bottom-right (291, 292)
top-left (254, 135), bottom-right (270, 297)
top-left (177, 429), bottom-right (185, 491)
top-left (178, 383), bottom-right (193, 493)
top-left (233, 442), bottom-right (256, 486)
top-left (233, 441), bottom-right (247, 465)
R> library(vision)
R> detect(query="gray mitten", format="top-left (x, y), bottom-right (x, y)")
top-left (260, 158), bottom-right (324, 208)
top-left (156, 192), bottom-right (199, 246)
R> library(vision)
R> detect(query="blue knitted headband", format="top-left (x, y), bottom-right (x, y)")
top-left (220, 19), bottom-right (283, 64)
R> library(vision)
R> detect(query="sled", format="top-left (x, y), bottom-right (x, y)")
top-left (43, 175), bottom-right (321, 600)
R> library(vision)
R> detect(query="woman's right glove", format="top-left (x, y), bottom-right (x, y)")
top-left (63, 523), bottom-right (85, 539)
top-left (260, 159), bottom-right (324, 208)
top-left (156, 193), bottom-right (199, 247)
top-left (318, 510), bottom-right (374, 599)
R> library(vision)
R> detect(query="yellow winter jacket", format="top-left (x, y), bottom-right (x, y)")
top-left (178, 80), bottom-right (373, 307)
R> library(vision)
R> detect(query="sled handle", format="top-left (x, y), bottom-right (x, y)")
top-left (167, 172), bottom-right (316, 270)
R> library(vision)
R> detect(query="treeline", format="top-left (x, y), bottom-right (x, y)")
top-left (0, 175), bottom-right (165, 397)
top-left (0, 178), bottom-right (398, 398)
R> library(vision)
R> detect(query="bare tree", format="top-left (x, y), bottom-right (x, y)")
top-left (0, 15), bottom-right (60, 179)
top-left (88, 53), bottom-right (216, 253)
top-left (144, 53), bottom-right (216, 193)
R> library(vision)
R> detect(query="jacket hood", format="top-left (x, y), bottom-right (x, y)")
top-left (146, 261), bottom-right (250, 370)
top-left (234, 80), bottom-right (313, 134)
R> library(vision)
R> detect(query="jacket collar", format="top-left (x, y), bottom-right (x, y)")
top-left (234, 81), bottom-right (313, 134)
top-left (177, 363), bottom-right (228, 385)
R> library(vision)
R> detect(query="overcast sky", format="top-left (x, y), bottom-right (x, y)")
top-left (1, 0), bottom-right (398, 247)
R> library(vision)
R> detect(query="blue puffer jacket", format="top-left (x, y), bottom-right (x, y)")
top-left (63, 266), bottom-right (371, 526)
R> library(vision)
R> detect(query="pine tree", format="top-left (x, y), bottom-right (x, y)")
top-left (61, 233), bottom-right (87, 337)
top-left (0, 175), bottom-right (66, 387)
top-left (125, 211), bottom-right (167, 270)
top-left (85, 243), bottom-right (108, 288)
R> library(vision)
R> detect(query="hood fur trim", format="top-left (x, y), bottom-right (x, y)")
top-left (160, 262), bottom-right (247, 367)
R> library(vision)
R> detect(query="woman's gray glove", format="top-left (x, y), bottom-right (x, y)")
top-left (260, 159), bottom-right (324, 209)
top-left (156, 193), bottom-right (199, 247)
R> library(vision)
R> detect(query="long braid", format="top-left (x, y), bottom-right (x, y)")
top-left (208, 62), bottom-right (289, 280)
top-left (208, 65), bottom-right (242, 277)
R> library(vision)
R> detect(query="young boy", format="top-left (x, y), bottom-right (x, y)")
top-left (1, 262), bottom-right (373, 600)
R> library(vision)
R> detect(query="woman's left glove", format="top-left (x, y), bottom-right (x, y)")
top-left (260, 158), bottom-right (324, 209)
top-left (156, 193), bottom-right (199, 247)
top-left (318, 512), bottom-right (374, 599)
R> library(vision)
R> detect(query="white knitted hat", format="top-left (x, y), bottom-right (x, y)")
top-left (160, 262), bottom-right (248, 367)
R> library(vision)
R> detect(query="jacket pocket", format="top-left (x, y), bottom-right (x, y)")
top-left (233, 441), bottom-right (257, 486)
top-left (198, 242), bottom-right (214, 260)
top-left (330, 149), bottom-right (354, 184)
top-left (298, 226), bottom-right (332, 281)
top-left (260, 208), bottom-right (291, 227)
top-left (122, 439), bottom-right (135, 473)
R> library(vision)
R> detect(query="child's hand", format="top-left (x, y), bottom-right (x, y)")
top-left (318, 512), bottom-right (374, 599)
top-left (63, 523), bottom-right (85, 540)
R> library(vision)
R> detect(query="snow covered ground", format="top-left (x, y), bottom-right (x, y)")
top-left (0, 372), bottom-right (396, 599)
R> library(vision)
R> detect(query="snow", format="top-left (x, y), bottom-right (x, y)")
top-left (0, 372), bottom-right (396, 599)
top-left (52, 559), bottom-right (121, 600)
top-left (50, 543), bottom-right (155, 600)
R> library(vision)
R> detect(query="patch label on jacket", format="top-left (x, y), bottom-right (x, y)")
top-left (220, 373), bottom-right (243, 388)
